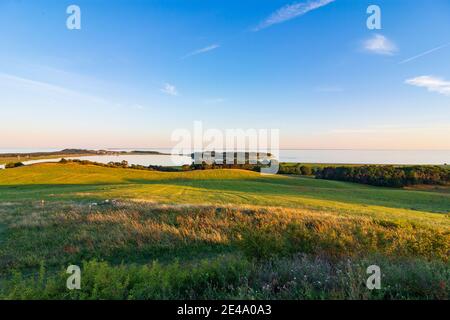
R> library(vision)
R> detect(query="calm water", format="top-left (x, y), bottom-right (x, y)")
top-left (0, 149), bottom-right (449, 169)
top-left (7, 154), bottom-right (192, 168)
top-left (106, 148), bottom-right (450, 165)
top-left (279, 149), bottom-right (450, 165)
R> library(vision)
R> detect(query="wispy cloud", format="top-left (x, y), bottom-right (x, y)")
top-left (253, 0), bottom-right (335, 31)
top-left (399, 42), bottom-right (450, 64)
top-left (363, 34), bottom-right (397, 55)
top-left (161, 83), bottom-right (178, 96)
top-left (0, 72), bottom-right (107, 104)
top-left (183, 44), bottom-right (220, 59)
top-left (405, 75), bottom-right (450, 96)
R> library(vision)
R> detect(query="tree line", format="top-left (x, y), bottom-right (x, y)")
top-left (314, 165), bottom-right (449, 187)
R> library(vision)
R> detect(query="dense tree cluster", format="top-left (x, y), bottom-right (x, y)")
top-left (146, 165), bottom-right (180, 172)
top-left (278, 164), bottom-right (314, 175)
top-left (191, 151), bottom-right (272, 165)
top-left (314, 165), bottom-right (449, 187)
top-left (4, 162), bottom-right (24, 169)
top-left (187, 162), bottom-right (262, 172)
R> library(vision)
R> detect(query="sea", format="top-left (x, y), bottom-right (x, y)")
top-left (0, 148), bottom-right (449, 169)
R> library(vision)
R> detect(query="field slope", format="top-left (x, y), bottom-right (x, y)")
top-left (0, 163), bottom-right (448, 299)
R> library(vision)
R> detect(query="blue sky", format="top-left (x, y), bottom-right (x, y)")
top-left (0, 0), bottom-right (449, 149)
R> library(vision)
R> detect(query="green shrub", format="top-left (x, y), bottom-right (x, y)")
top-left (299, 165), bottom-right (313, 176)
top-left (5, 162), bottom-right (24, 169)
top-left (1, 255), bottom-right (448, 300)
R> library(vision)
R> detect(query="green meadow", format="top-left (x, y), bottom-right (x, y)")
top-left (0, 163), bottom-right (449, 299)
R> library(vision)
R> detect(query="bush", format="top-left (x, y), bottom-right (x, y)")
top-left (299, 165), bottom-right (313, 176)
top-left (5, 162), bottom-right (24, 169)
top-left (277, 164), bottom-right (298, 174)
top-left (0, 256), bottom-right (252, 300)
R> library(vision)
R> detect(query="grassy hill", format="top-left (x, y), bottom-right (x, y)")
top-left (0, 163), bottom-right (448, 299)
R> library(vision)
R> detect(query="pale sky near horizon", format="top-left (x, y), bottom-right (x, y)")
top-left (0, 0), bottom-right (449, 150)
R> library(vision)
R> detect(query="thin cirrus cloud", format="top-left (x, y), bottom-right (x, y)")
top-left (399, 42), bottom-right (450, 64)
top-left (252, 0), bottom-right (335, 31)
top-left (363, 34), bottom-right (398, 55)
top-left (161, 83), bottom-right (178, 96)
top-left (0, 72), bottom-right (108, 105)
top-left (405, 76), bottom-right (450, 96)
top-left (183, 44), bottom-right (220, 59)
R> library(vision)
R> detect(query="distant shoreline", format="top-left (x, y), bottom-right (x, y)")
top-left (0, 149), bottom-right (175, 166)
top-left (0, 148), bottom-right (449, 166)
top-left (0, 148), bottom-right (171, 157)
